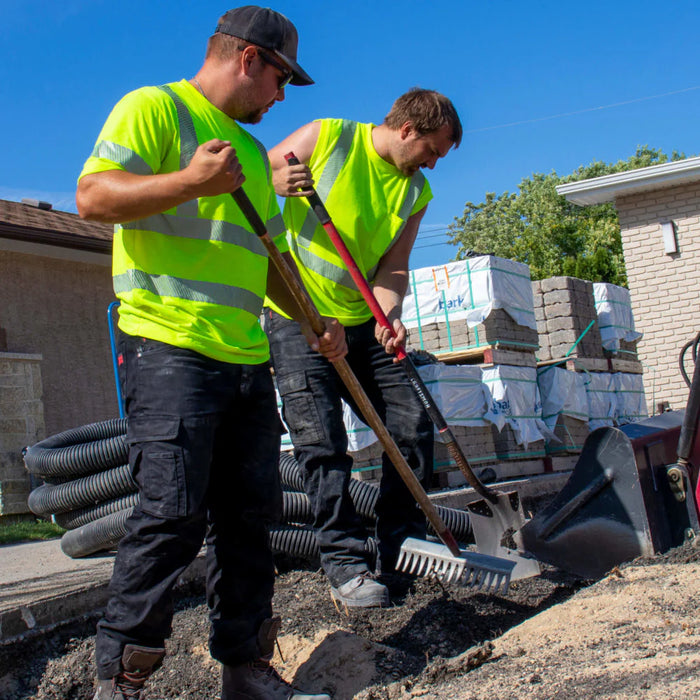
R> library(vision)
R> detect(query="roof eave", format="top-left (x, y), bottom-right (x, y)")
top-left (555, 156), bottom-right (700, 206)
top-left (0, 223), bottom-right (111, 254)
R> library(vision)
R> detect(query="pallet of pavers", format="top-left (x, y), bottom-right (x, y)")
top-left (593, 282), bottom-right (644, 373)
top-left (533, 276), bottom-right (605, 363)
top-left (402, 257), bottom-right (539, 365)
top-left (347, 361), bottom-right (551, 487)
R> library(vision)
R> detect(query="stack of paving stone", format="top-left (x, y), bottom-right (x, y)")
top-left (490, 424), bottom-right (546, 463)
top-left (406, 308), bottom-right (539, 357)
top-left (547, 415), bottom-right (590, 455)
top-left (605, 338), bottom-right (640, 362)
top-left (350, 424), bottom-right (498, 487)
top-left (533, 276), bottom-right (605, 362)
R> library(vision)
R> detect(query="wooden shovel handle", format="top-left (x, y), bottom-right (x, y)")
top-left (230, 187), bottom-right (461, 556)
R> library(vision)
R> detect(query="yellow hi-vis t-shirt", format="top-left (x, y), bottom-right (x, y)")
top-left (267, 118), bottom-right (432, 326)
top-left (80, 79), bottom-right (288, 364)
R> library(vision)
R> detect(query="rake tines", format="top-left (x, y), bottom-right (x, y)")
top-left (397, 538), bottom-right (514, 594)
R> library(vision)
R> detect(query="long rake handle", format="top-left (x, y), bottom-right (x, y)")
top-left (284, 153), bottom-right (497, 504)
top-left (230, 187), bottom-right (461, 557)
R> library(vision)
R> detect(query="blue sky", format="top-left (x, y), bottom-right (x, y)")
top-left (2, 0), bottom-right (699, 269)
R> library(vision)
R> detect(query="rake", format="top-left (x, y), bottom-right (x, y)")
top-left (283, 152), bottom-right (540, 582)
top-left (231, 186), bottom-right (514, 594)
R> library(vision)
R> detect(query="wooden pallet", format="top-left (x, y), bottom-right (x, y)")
top-left (537, 356), bottom-right (643, 374)
top-left (435, 345), bottom-right (537, 368)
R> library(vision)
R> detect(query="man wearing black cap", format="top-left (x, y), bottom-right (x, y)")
top-left (77, 7), bottom-right (340, 700)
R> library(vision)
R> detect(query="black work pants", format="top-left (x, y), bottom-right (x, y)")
top-left (265, 311), bottom-right (433, 587)
top-left (95, 334), bottom-right (282, 679)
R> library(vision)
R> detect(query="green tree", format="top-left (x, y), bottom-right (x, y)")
top-left (447, 146), bottom-right (686, 284)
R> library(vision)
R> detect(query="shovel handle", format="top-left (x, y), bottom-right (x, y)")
top-left (230, 187), bottom-right (461, 557)
top-left (283, 153), bottom-right (498, 504)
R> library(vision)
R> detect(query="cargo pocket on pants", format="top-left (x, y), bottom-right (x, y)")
top-left (127, 416), bottom-right (185, 519)
top-left (276, 371), bottom-right (326, 446)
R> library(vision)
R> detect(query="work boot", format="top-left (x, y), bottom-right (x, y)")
top-left (93, 644), bottom-right (165, 699)
top-left (221, 617), bottom-right (331, 699)
top-left (330, 572), bottom-right (390, 608)
top-left (221, 659), bottom-right (331, 699)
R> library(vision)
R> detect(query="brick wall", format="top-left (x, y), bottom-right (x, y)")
top-left (617, 181), bottom-right (700, 413)
top-left (0, 249), bottom-right (117, 437)
top-left (0, 353), bottom-right (44, 515)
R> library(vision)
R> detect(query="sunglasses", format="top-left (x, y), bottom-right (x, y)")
top-left (258, 50), bottom-right (293, 90)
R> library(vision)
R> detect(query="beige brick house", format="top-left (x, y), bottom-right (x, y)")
top-left (557, 157), bottom-right (700, 413)
top-left (0, 199), bottom-right (115, 516)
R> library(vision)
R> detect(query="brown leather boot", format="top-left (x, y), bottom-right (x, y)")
top-left (221, 617), bottom-right (331, 700)
top-left (93, 644), bottom-right (165, 699)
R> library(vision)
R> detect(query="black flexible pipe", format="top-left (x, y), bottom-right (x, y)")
top-left (282, 490), bottom-right (314, 524)
top-left (280, 449), bottom-right (381, 519)
top-left (24, 418), bottom-right (128, 479)
top-left (28, 464), bottom-right (136, 516)
top-left (269, 524), bottom-right (378, 561)
top-left (279, 452), bottom-right (471, 540)
top-left (278, 451), bottom-right (304, 491)
top-left (54, 493), bottom-right (140, 530)
top-left (27, 423), bottom-right (472, 557)
top-left (60, 507), bottom-right (132, 558)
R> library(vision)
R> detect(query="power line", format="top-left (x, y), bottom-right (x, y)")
top-left (417, 229), bottom-right (452, 241)
top-left (465, 85), bottom-right (700, 134)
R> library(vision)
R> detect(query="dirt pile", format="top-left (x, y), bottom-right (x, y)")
top-left (1, 540), bottom-right (698, 699)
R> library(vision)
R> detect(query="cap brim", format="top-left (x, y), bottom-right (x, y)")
top-left (273, 50), bottom-right (314, 86)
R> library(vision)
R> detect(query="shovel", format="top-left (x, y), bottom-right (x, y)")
top-left (283, 153), bottom-right (539, 581)
top-left (231, 186), bottom-right (514, 594)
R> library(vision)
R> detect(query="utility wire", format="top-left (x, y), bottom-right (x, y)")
top-left (465, 85), bottom-right (700, 134)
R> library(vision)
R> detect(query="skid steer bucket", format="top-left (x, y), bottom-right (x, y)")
top-left (517, 412), bottom-right (700, 579)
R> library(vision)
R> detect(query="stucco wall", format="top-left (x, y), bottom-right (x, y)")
top-left (0, 249), bottom-right (117, 437)
top-left (617, 181), bottom-right (700, 413)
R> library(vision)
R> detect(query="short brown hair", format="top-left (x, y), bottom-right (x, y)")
top-left (383, 88), bottom-right (462, 148)
top-left (206, 31), bottom-right (248, 60)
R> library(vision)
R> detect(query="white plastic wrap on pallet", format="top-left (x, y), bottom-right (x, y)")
top-left (481, 365), bottom-right (549, 447)
top-left (342, 363), bottom-right (489, 450)
top-left (415, 364), bottom-right (489, 437)
top-left (342, 401), bottom-right (377, 452)
top-left (593, 282), bottom-right (643, 351)
top-left (613, 372), bottom-right (648, 425)
top-left (401, 256), bottom-right (537, 332)
top-left (275, 388), bottom-right (294, 451)
top-left (584, 372), bottom-right (616, 430)
top-left (536, 366), bottom-right (589, 430)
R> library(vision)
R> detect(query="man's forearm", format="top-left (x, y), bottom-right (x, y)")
top-left (372, 270), bottom-right (409, 323)
top-left (77, 170), bottom-right (199, 223)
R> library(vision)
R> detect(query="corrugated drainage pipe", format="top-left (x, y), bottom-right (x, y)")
top-left (24, 418), bottom-right (128, 479)
top-left (28, 464), bottom-right (136, 516)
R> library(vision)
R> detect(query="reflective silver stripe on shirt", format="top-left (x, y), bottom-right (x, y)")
top-left (114, 269), bottom-right (263, 314)
top-left (365, 170), bottom-right (427, 280)
top-left (158, 85), bottom-right (199, 218)
top-left (266, 211), bottom-right (286, 239)
top-left (398, 171), bottom-right (426, 221)
top-left (289, 237), bottom-right (356, 291)
top-left (297, 119), bottom-right (357, 246)
top-left (91, 141), bottom-right (153, 176)
top-left (119, 214), bottom-right (267, 255)
top-left (248, 133), bottom-right (271, 181)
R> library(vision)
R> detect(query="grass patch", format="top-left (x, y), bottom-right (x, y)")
top-left (0, 519), bottom-right (65, 545)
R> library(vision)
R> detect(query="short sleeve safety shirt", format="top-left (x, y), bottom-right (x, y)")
top-left (80, 79), bottom-right (287, 364)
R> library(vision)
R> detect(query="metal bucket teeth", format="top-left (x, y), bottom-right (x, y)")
top-left (397, 538), bottom-right (515, 594)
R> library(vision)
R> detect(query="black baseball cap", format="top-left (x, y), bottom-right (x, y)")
top-left (215, 6), bottom-right (313, 86)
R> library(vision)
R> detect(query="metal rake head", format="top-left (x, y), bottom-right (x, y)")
top-left (396, 537), bottom-right (514, 594)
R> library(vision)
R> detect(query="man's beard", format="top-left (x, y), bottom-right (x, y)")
top-left (237, 109), bottom-right (265, 125)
